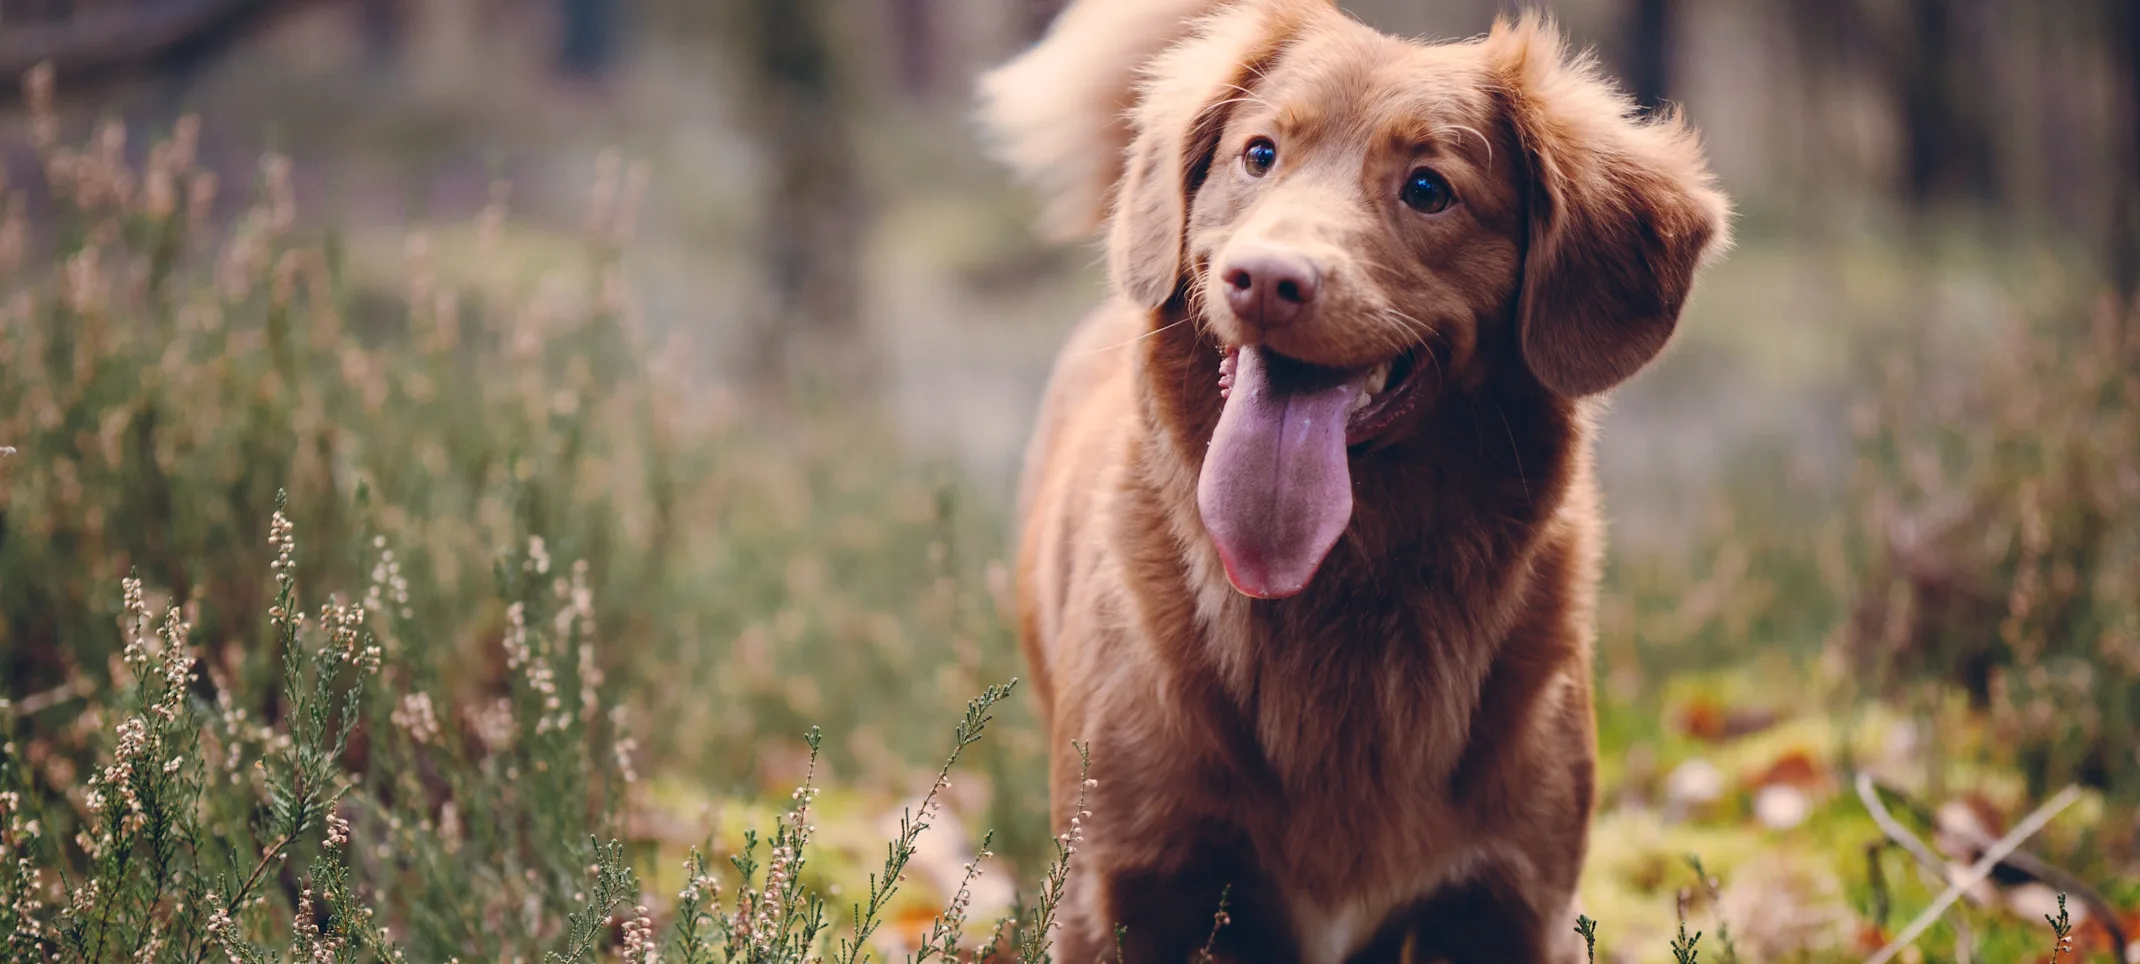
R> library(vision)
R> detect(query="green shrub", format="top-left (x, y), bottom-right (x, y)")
top-left (1842, 295), bottom-right (2140, 807)
top-left (0, 65), bottom-right (1049, 963)
top-left (0, 502), bottom-right (1065, 962)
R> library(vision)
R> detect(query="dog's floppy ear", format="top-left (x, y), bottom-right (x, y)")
top-left (1484, 13), bottom-right (1732, 398)
top-left (1108, 0), bottom-right (1324, 310)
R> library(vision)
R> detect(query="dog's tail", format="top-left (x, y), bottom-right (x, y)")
top-left (975, 0), bottom-right (1226, 242)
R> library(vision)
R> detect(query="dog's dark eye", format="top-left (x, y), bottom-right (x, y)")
top-left (1401, 168), bottom-right (1454, 214)
top-left (1243, 137), bottom-right (1277, 177)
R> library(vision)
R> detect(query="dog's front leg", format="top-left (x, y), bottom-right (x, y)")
top-left (1379, 872), bottom-right (1586, 964)
top-left (1056, 840), bottom-right (1293, 964)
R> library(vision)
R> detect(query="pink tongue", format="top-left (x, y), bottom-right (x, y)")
top-left (1197, 346), bottom-right (1362, 599)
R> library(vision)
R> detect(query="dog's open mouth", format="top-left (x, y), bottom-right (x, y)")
top-left (1200, 344), bottom-right (1429, 599)
top-left (1217, 345), bottom-right (1430, 446)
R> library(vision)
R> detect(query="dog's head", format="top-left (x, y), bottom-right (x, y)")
top-left (1106, 1), bottom-right (1730, 599)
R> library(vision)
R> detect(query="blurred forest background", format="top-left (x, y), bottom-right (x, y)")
top-left (1, 0), bottom-right (2139, 962)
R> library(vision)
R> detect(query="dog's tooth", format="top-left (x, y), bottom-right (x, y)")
top-left (1363, 361), bottom-right (1390, 397)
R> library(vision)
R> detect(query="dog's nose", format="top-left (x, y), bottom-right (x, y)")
top-left (1220, 252), bottom-right (1320, 329)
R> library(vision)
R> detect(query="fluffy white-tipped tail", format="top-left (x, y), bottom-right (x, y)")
top-left (975, 0), bottom-right (1225, 241)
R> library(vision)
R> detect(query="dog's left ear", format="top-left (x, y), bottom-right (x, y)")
top-left (1484, 13), bottom-right (1732, 398)
top-left (1109, 0), bottom-right (1327, 310)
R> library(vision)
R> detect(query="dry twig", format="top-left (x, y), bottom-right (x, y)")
top-left (1863, 782), bottom-right (2081, 964)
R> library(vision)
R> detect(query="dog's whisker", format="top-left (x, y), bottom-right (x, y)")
top-left (1491, 400), bottom-right (1534, 506)
top-left (1218, 83), bottom-right (1276, 112)
top-left (1375, 308), bottom-right (1446, 386)
top-left (1204, 97), bottom-right (1273, 115)
top-left (1387, 307), bottom-right (1439, 341)
top-left (1378, 306), bottom-right (1439, 346)
top-left (1431, 124), bottom-right (1493, 164)
top-left (1070, 316), bottom-right (1195, 357)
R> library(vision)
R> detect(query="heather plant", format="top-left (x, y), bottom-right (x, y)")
top-left (0, 61), bottom-right (1035, 793)
top-left (1842, 295), bottom-right (2140, 806)
top-left (0, 61), bottom-right (1055, 964)
top-left (2045, 892), bottom-right (2074, 964)
top-left (1679, 856), bottom-right (1737, 964)
top-left (0, 497), bottom-right (388, 963)
top-left (1669, 921), bottom-right (1702, 964)
top-left (0, 500), bottom-right (1069, 962)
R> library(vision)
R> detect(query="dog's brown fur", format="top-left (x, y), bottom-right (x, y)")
top-left (980, 4), bottom-right (1729, 963)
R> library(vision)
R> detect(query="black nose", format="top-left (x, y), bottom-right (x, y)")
top-left (1220, 252), bottom-right (1320, 329)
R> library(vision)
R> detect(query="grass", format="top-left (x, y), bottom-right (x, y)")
top-left (0, 62), bottom-right (2135, 963)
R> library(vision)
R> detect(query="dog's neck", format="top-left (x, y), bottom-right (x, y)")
top-left (1121, 306), bottom-right (1594, 789)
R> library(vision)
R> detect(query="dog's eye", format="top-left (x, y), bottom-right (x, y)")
top-left (1401, 168), bottom-right (1454, 214)
top-left (1243, 137), bottom-right (1277, 177)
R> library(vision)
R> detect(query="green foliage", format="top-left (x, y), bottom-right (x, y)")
top-left (1680, 855), bottom-right (1737, 964)
top-left (549, 839), bottom-right (641, 964)
top-left (0, 79), bottom-right (1050, 964)
top-left (2044, 891), bottom-right (2075, 963)
top-left (0, 490), bottom-right (398, 964)
top-left (0, 71), bottom-right (1037, 828)
top-left (1670, 921), bottom-right (1701, 964)
top-left (1843, 296), bottom-right (2140, 803)
top-left (838, 683), bottom-right (1014, 964)
top-left (1, 507), bottom-right (1054, 962)
top-left (1006, 739), bottom-right (1094, 964)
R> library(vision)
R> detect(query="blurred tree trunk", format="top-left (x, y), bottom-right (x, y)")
top-left (727, 0), bottom-right (873, 398)
top-left (884, 0), bottom-right (937, 99)
top-left (2110, 0), bottom-right (2140, 299)
top-left (361, 0), bottom-right (404, 70)
top-left (1896, 0), bottom-right (2000, 208)
top-left (558, 0), bottom-right (619, 78)
top-left (1621, 0), bottom-right (1675, 112)
top-left (1778, 0), bottom-right (1869, 238)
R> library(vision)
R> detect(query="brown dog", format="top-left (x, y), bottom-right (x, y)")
top-left (979, 3), bottom-right (1729, 962)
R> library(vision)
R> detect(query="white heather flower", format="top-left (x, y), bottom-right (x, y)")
top-left (391, 692), bottom-right (442, 745)
top-left (471, 699), bottom-right (516, 753)
top-left (437, 801), bottom-right (464, 855)
top-left (622, 905), bottom-right (659, 964)
top-left (578, 643), bottom-right (603, 722)
top-left (503, 603), bottom-right (530, 670)
top-left (120, 576), bottom-right (151, 663)
top-left (269, 511), bottom-right (297, 596)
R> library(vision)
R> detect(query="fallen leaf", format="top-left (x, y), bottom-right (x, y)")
top-left (1745, 748), bottom-right (1828, 792)
top-left (1854, 922), bottom-right (1888, 955)
top-left (1677, 696), bottom-right (1728, 742)
top-left (1675, 695), bottom-right (1781, 743)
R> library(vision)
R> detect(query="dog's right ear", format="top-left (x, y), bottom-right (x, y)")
top-left (1482, 13), bottom-right (1732, 398)
top-left (1107, 1), bottom-right (1323, 310)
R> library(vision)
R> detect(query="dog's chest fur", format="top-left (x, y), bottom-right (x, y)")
top-left (1235, 627), bottom-right (1499, 964)
top-left (1142, 554), bottom-right (1527, 964)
